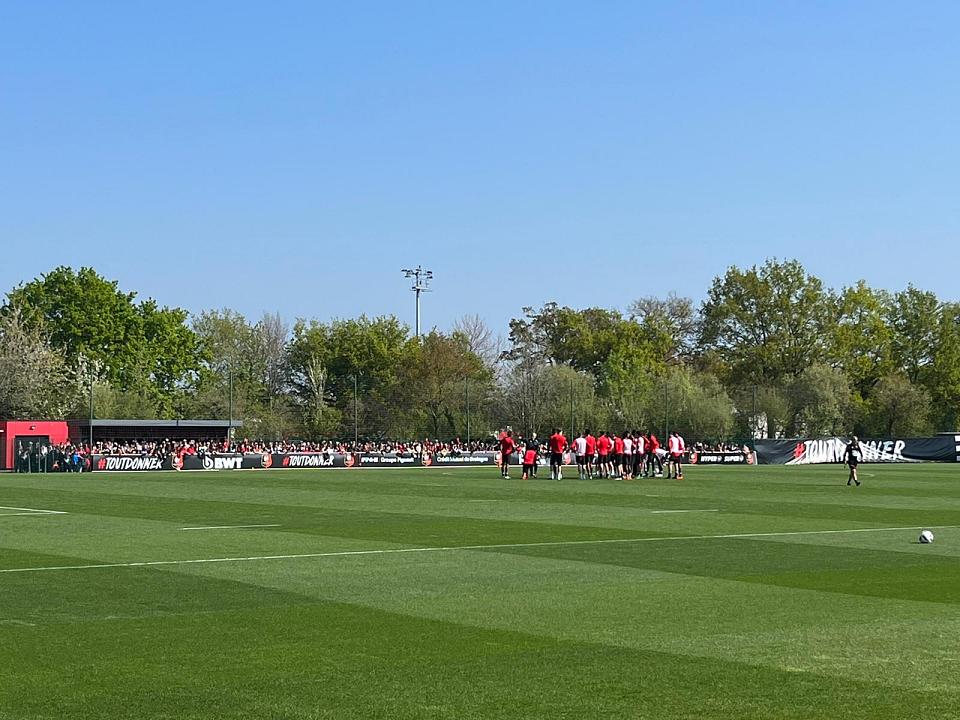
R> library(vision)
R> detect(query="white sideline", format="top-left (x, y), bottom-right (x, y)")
top-left (0, 505), bottom-right (67, 515)
top-left (181, 524), bottom-right (282, 531)
top-left (650, 509), bottom-right (719, 514)
top-left (0, 524), bottom-right (956, 575)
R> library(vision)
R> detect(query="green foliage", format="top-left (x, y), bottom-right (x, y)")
top-left (0, 304), bottom-right (79, 418)
top-left (699, 259), bottom-right (836, 385)
top-left (862, 374), bottom-right (932, 437)
top-left (7, 266), bottom-right (204, 416)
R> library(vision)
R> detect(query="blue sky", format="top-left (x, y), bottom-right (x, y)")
top-left (2, 1), bottom-right (958, 337)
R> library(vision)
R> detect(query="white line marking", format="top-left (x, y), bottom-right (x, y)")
top-left (1, 524), bottom-right (956, 575)
top-left (0, 512), bottom-right (66, 517)
top-left (0, 505), bottom-right (67, 515)
top-left (650, 509), bottom-right (719, 514)
top-left (180, 524), bottom-right (281, 531)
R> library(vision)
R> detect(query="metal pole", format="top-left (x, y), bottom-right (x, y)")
top-left (465, 376), bottom-right (470, 443)
top-left (228, 370), bottom-right (234, 441)
top-left (662, 381), bottom-right (668, 438)
top-left (415, 287), bottom-right (421, 338)
top-left (89, 375), bottom-right (94, 449)
top-left (353, 374), bottom-right (359, 444)
top-left (570, 380), bottom-right (575, 440)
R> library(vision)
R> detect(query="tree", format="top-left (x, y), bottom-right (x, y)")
top-left (828, 281), bottom-right (894, 397)
top-left (0, 305), bottom-right (78, 418)
top-left (787, 363), bottom-right (853, 436)
top-left (452, 314), bottom-right (502, 369)
top-left (7, 266), bottom-right (204, 415)
top-left (888, 285), bottom-right (941, 384)
top-left (699, 259), bottom-right (836, 385)
top-left (628, 293), bottom-right (698, 362)
top-left (404, 331), bottom-right (491, 439)
top-left (863, 374), bottom-right (932, 436)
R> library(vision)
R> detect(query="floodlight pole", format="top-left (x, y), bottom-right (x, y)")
top-left (401, 266), bottom-right (433, 338)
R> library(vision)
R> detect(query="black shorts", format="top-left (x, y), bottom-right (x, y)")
top-left (848, 459), bottom-right (859, 468)
top-left (576, 454), bottom-right (586, 465)
top-left (523, 463), bottom-right (535, 475)
top-left (598, 454), bottom-right (608, 464)
top-left (551, 452), bottom-right (563, 465)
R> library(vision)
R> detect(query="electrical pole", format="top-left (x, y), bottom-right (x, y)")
top-left (465, 376), bottom-right (471, 444)
top-left (401, 266), bottom-right (433, 338)
top-left (89, 374), bottom-right (94, 449)
top-left (228, 370), bottom-right (234, 443)
top-left (353, 374), bottom-right (359, 445)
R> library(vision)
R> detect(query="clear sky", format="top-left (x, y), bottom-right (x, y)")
top-left (2, 1), bottom-right (958, 337)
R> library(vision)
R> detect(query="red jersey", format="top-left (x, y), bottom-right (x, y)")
top-left (549, 433), bottom-right (567, 453)
top-left (585, 434), bottom-right (596, 454)
top-left (614, 436), bottom-right (624, 454)
top-left (500, 436), bottom-right (515, 455)
top-left (648, 435), bottom-right (660, 452)
top-left (523, 449), bottom-right (537, 465)
top-left (598, 435), bottom-right (612, 456)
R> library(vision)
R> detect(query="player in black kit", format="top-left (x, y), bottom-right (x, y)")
top-left (845, 436), bottom-right (861, 486)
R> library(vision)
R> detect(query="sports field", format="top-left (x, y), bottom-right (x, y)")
top-left (2, 464), bottom-right (960, 719)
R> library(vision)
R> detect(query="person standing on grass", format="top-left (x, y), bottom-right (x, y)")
top-left (521, 442), bottom-right (537, 480)
top-left (633, 431), bottom-right (646, 478)
top-left (584, 429), bottom-right (597, 479)
top-left (549, 428), bottom-right (567, 480)
top-left (597, 431), bottom-right (611, 478)
top-left (667, 431), bottom-right (686, 479)
top-left (528, 432), bottom-right (541, 478)
top-left (574, 431), bottom-right (588, 479)
top-left (845, 436), bottom-right (861, 486)
top-left (646, 431), bottom-right (663, 477)
top-left (499, 431), bottom-right (516, 479)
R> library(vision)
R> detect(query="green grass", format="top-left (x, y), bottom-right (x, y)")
top-left (2, 463), bottom-right (960, 719)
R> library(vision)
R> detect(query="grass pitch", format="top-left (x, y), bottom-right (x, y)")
top-left (2, 463), bottom-right (960, 719)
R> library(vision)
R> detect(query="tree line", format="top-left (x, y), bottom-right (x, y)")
top-left (2, 260), bottom-right (957, 440)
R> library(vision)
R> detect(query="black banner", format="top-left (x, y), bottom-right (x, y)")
top-left (92, 454), bottom-right (173, 472)
top-left (690, 451), bottom-right (754, 465)
top-left (755, 436), bottom-right (960, 464)
top-left (431, 452), bottom-right (500, 466)
top-left (357, 453), bottom-right (422, 467)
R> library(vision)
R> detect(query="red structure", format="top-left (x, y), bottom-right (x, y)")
top-left (0, 420), bottom-right (69, 471)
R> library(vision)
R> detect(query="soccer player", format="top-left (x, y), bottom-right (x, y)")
top-left (667, 431), bottom-right (686, 479)
top-left (584, 429), bottom-right (597, 479)
top-left (612, 433), bottom-right (625, 479)
top-left (522, 442), bottom-right (537, 480)
top-left (499, 431), bottom-right (515, 479)
top-left (633, 430), bottom-right (646, 478)
top-left (549, 428), bottom-right (567, 480)
top-left (573, 431), bottom-right (588, 479)
top-left (845, 435), bottom-right (861, 486)
top-left (597, 431), bottom-right (611, 479)
top-left (528, 432), bottom-right (541, 478)
top-left (622, 432), bottom-right (634, 480)
top-left (646, 431), bottom-right (663, 477)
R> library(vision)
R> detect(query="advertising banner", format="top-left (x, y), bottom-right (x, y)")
top-left (431, 452), bottom-right (500, 466)
top-left (689, 451), bottom-right (754, 465)
top-left (755, 436), bottom-right (960, 465)
top-left (91, 454), bottom-right (173, 472)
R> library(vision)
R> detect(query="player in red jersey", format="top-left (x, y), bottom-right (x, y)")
top-left (613, 433), bottom-right (625, 479)
top-left (584, 430), bottom-right (597, 479)
top-left (499, 431), bottom-right (515, 478)
top-left (646, 431), bottom-right (663, 477)
top-left (597, 431), bottom-right (612, 479)
top-left (522, 443), bottom-right (537, 480)
top-left (548, 428), bottom-right (567, 480)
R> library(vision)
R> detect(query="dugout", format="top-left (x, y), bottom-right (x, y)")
top-left (66, 419), bottom-right (242, 445)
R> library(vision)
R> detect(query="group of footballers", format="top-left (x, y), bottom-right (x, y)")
top-left (498, 428), bottom-right (687, 481)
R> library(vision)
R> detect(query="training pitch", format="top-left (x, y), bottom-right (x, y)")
top-left (2, 464), bottom-right (960, 718)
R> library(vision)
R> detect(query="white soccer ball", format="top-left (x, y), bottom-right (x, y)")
top-left (919, 529), bottom-right (935, 544)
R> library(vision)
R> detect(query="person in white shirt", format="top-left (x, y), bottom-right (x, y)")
top-left (667, 431), bottom-right (686, 479)
top-left (573, 432), bottom-right (588, 479)
top-left (622, 433), bottom-right (634, 480)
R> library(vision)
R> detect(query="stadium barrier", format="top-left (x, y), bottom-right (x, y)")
top-left (85, 447), bottom-right (768, 472)
top-left (755, 436), bottom-right (960, 464)
top-left (87, 451), bottom-right (505, 472)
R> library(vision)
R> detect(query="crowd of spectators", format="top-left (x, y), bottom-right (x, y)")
top-left (16, 436), bottom-right (501, 472)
